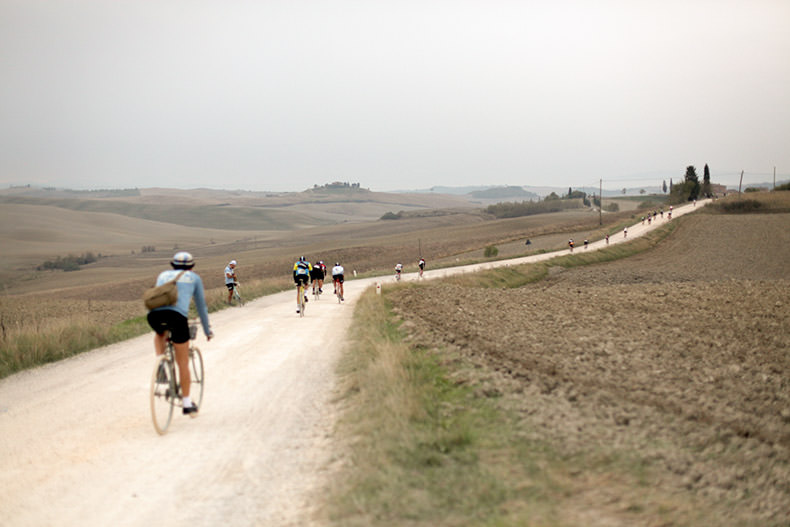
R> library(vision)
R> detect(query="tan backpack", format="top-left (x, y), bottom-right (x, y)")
top-left (142, 271), bottom-right (186, 310)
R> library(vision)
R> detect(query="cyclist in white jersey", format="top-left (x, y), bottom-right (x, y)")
top-left (332, 262), bottom-right (345, 301)
top-left (224, 260), bottom-right (237, 304)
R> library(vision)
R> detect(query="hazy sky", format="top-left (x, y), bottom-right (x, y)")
top-left (1, 0), bottom-right (788, 192)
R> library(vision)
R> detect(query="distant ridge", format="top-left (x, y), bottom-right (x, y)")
top-left (400, 184), bottom-right (666, 198)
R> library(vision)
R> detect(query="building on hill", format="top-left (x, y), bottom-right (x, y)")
top-left (710, 183), bottom-right (727, 196)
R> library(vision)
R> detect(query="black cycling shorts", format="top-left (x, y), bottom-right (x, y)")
top-left (310, 269), bottom-right (324, 280)
top-left (294, 274), bottom-right (309, 286)
top-left (147, 309), bottom-right (190, 344)
top-left (226, 282), bottom-right (236, 291)
top-left (333, 274), bottom-right (344, 283)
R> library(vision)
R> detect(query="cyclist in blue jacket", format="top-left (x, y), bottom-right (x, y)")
top-left (147, 252), bottom-right (213, 417)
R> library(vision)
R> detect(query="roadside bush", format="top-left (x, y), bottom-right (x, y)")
top-left (714, 199), bottom-right (763, 214)
top-left (604, 202), bottom-right (620, 212)
top-left (380, 211), bottom-right (402, 220)
top-left (638, 200), bottom-right (660, 210)
top-left (775, 182), bottom-right (790, 191)
top-left (485, 199), bottom-right (582, 219)
top-left (37, 252), bottom-right (99, 272)
top-left (483, 245), bottom-right (499, 257)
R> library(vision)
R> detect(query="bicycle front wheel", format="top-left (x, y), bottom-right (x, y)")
top-left (150, 355), bottom-right (176, 435)
top-left (189, 346), bottom-right (205, 409)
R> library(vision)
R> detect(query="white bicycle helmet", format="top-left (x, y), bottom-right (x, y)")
top-left (171, 251), bottom-right (194, 269)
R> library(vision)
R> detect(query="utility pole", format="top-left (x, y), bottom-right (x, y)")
top-left (738, 170), bottom-right (744, 195)
top-left (599, 178), bottom-right (602, 225)
top-left (774, 166), bottom-right (777, 189)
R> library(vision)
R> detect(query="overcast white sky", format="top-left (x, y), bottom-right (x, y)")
top-left (1, 0), bottom-right (788, 192)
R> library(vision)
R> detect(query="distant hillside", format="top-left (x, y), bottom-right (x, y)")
top-left (405, 184), bottom-right (665, 198)
top-left (0, 186), bottom-right (477, 231)
top-left (468, 186), bottom-right (539, 200)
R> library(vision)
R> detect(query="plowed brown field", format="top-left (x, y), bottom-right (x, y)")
top-left (390, 211), bottom-right (790, 525)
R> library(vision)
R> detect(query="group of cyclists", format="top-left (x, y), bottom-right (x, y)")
top-left (567, 239), bottom-right (588, 251)
top-left (146, 252), bottom-right (425, 417)
top-left (395, 257), bottom-right (426, 281)
top-left (292, 257), bottom-right (345, 313)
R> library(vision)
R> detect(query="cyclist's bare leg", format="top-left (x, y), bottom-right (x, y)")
top-left (227, 287), bottom-right (233, 304)
top-left (173, 341), bottom-right (191, 398)
top-left (153, 332), bottom-right (167, 356)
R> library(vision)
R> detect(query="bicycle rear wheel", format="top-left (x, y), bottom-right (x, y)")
top-left (233, 285), bottom-right (244, 306)
top-left (150, 355), bottom-right (176, 435)
top-left (189, 347), bottom-right (205, 409)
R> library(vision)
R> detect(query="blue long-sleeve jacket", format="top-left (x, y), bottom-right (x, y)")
top-left (149, 269), bottom-right (212, 337)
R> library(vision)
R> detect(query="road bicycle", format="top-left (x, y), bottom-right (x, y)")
top-left (150, 320), bottom-right (205, 435)
top-left (231, 281), bottom-right (244, 306)
top-left (313, 282), bottom-right (321, 302)
top-left (332, 278), bottom-right (343, 303)
top-left (298, 283), bottom-right (306, 317)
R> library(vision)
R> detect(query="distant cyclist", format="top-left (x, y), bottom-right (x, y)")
top-left (395, 262), bottom-right (403, 280)
top-left (418, 257), bottom-right (425, 278)
top-left (147, 252), bottom-right (213, 417)
top-left (293, 256), bottom-right (312, 313)
top-left (332, 262), bottom-right (345, 301)
top-left (224, 259), bottom-right (238, 305)
top-left (310, 259), bottom-right (326, 296)
top-left (568, 239), bottom-right (574, 252)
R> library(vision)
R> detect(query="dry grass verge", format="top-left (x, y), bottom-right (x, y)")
top-left (326, 290), bottom-right (554, 526)
top-left (325, 203), bottom-right (790, 526)
top-left (0, 276), bottom-right (292, 379)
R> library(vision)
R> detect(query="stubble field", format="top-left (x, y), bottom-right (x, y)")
top-left (389, 207), bottom-right (790, 525)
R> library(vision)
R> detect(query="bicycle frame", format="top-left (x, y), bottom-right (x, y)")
top-left (150, 320), bottom-right (204, 435)
top-left (232, 282), bottom-right (243, 305)
top-left (298, 283), bottom-right (306, 316)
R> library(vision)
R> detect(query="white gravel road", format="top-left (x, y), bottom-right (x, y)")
top-left (0, 201), bottom-right (704, 526)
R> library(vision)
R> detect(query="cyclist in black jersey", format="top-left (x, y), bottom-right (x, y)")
top-left (310, 261), bottom-right (325, 295)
